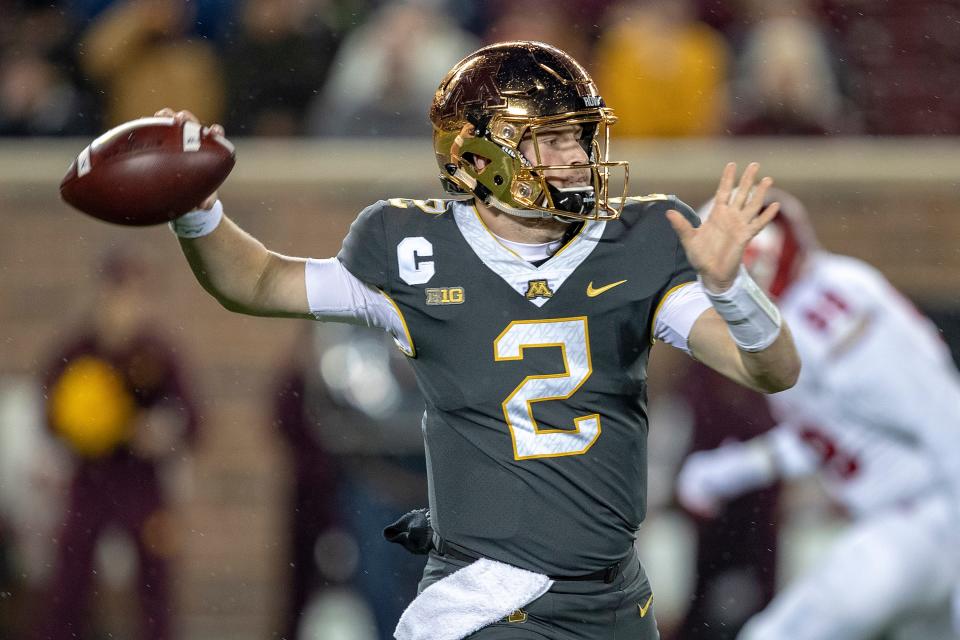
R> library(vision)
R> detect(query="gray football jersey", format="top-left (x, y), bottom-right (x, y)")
top-left (337, 197), bottom-right (699, 576)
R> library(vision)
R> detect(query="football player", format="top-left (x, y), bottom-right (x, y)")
top-left (677, 188), bottom-right (960, 640)
top-left (159, 41), bottom-right (799, 639)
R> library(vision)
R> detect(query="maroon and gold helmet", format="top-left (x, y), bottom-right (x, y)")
top-left (429, 41), bottom-right (629, 221)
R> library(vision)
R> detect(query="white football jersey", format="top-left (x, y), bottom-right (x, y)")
top-left (767, 252), bottom-right (960, 516)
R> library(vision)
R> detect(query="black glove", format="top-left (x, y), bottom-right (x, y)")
top-left (383, 507), bottom-right (433, 555)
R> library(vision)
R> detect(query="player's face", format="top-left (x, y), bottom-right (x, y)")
top-left (518, 125), bottom-right (591, 188)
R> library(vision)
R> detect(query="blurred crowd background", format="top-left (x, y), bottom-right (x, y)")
top-left (3, 0), bottom-right (960, 139)
top-left (1, 0), bottom-right (960, 639)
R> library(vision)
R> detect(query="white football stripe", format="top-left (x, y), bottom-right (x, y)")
top-left (91, 116), bottom-right (175, 148)
top-left (210, 134), bottom-right (235, 154)
top-left (77, 146), bottom-right (92, 177)
top-left (182, 121), bottom-right (202, 152)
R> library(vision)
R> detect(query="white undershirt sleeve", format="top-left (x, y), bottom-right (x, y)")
top-left (304, 258), bottom-right (412, 355)
top-left (653, 281), bottom-right (713, 353)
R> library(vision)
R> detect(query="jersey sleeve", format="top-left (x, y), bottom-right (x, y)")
top-left (664, 197), bottom-right (700, 291)
top-left (336, 200), bottom-right (391, 291)
top-left (304, 258), bottom-right (413, 356)
top-left (652, 281), bottom-right (711, 352)
top-left (802, 261), bottom-right (881, 359)
top-left (650, 197), bottom-right (702, 345)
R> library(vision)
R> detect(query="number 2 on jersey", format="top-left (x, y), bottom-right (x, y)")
top-left (494, 317), bottom-right (601, 460)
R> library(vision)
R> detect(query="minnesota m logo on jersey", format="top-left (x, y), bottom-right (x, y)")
top-left (524, 279), bottom-right (554, 300)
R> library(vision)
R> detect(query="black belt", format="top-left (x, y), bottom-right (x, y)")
top-left (432, 534), bottom-right (625, 584)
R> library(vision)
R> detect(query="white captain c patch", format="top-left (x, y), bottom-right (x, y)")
top-left (398, 236), bottom-right (435, 285)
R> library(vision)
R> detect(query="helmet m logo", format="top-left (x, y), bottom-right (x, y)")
top-left (524, 279), bottom-right (554, 300)
top-left (441, 63), bottom-right (507, 120)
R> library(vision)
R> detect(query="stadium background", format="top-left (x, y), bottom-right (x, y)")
top-left (1, 0), bottom-right (959, 638)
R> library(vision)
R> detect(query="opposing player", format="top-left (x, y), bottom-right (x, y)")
top-left (677, 188), bottom-right (960, 640)
top-left (160, 41), bottom-right (799, 639)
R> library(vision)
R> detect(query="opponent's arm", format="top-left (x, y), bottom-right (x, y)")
top-left (676, 439), bottom-right (778, 518)
top-left (676, 422), bottom-right (818, 517)
top-left (667, 162), bottom-right (801, 393)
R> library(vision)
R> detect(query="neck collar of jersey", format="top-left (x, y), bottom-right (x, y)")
top-left (452, 201), bottom-right (606, 308)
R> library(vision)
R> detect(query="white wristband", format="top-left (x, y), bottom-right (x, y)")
top-left (701, 265), bottom-right (782, 352)
top-left (169, 200), bottom-right (224, 238)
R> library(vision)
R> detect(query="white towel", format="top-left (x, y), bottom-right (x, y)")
top-left (394, 557), bottom-right (554, 640)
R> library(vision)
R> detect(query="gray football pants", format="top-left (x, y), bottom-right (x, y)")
top-left (416, 546), bottom-right (659, 639)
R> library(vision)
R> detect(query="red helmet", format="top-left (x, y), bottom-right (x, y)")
top-left (698, 187), bottom-right (819, 298)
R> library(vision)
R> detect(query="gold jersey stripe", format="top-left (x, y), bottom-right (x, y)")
top-left (379, 290), bottom-right (416, 358)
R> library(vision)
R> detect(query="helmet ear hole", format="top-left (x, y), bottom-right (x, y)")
top-left (493, 175), bottom-right (504, 185)
top-left (464, 152), bottom-right (492, 173)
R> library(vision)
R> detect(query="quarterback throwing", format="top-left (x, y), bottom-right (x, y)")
top-left (160, 42), bottom-right (798, 640)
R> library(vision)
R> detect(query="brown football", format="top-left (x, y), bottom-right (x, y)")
top-left (60, 117), bottom-right (236, 226)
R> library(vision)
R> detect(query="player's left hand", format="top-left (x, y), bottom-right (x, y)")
top-left (666, 162), bottom-right (780, 293)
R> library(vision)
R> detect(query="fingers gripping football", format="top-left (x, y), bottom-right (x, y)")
top-left (154, 108), bottom-right (226, 210)
top-left (666, 162), bottom-right (781, 292)
top-left (60, 108), bottom-right (234, 225)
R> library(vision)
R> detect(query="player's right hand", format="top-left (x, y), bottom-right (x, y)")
top-left (154, 107), bottom-right (224, 210)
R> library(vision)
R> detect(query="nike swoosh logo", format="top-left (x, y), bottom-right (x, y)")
top-left (586, 279), bottom-right (627, 297)
top-left (638, 593), bottom-right (654, 618)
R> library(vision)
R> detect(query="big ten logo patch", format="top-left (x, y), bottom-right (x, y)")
top-left (425, 287), bottom-right (465, 305)
top-left (524, 279), bottom-right (554, 300)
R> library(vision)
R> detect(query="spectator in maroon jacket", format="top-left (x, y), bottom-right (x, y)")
top-left (37, 250), bottom-right (200, 640)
